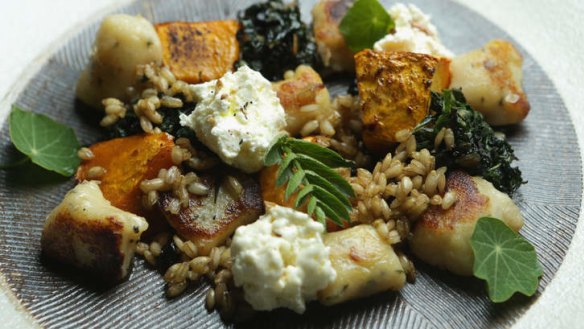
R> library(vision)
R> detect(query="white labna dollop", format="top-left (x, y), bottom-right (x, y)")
top-left (374, 3), bottom-right (453, 58)
top-left (230, 205), bottom-right (336, 314)
top-left (180, 65), bottom-right (286, 173)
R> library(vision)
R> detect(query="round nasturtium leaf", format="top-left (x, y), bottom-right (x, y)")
top-left (339, 0), bottom-right (395, 52)
top-left (471, 217), bottom-right (543, 303)
top-left (9, 106), bottom-right (80, 177)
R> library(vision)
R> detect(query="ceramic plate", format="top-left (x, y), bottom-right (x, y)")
top-left (0, 0), bottom-right (580, 328)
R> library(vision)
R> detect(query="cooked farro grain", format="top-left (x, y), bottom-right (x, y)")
top-left (430, 194), bottom-right (443, 206)
top-left (434, 127), bottom-right (446, 149)
top-left (395, 129), bottom-right (411, 143)
top-left (166, 281), bottom-right (187, 298)
top-left (164, 262), bottom-right (189, 283)
top-left (164, 165), bottom-right (180, 185)
top-left (209, 246), bottom-right (223, 271)
top-left (150, 241), bottom-right (162, 257)
top-left (77, 147), bottom-right (94, 161)
top-left (444, 128), bottom-right (455, 150)
top-left (100, 63), bottom-right (192, 132)
top-left (187, 154), bottom-right (219, 171)
top-left (143, 250), bottom-right (156, 266)
top-left (181, 241), bottom-right (198, 259)
top-left (175, 138), bottom-right (196, 154)
top-left (100, 98), bottom-right (127, 126)
top-left (104, 104), bottom-right (125, 116)
top-left (142, 190), bottom-right (159, 210)
top-left (188, 182), bottom-right (209, 196)
top-left (189, 256), bottom-right (211, 274)
top-left (214, 282), bottom-right (227, 308)
top-left (206, 288), bottom-right (216, 311)
top-left (166, 198), bottom-right (180, 214)
top-left (412, 175), bottom-right (423, 190)
top-left (135, 242), bottom-right (148, 255)
top-left (141, 88), bottom-right (158, 99)
top-left (99, 114), bottom-right (119, 127)
top-left (320, 119), bottom-right (335, 136)
top-left (170, 145), bottom-right (191, 166)
top-left (172, 235), bottom-right (184, 250)
top-left (86, 166), bottom-right (106, 180)
top-left (300, 104), bottom-right (320, 113)
top-left (387, 230), bottom-right (401, 245)
top-left (424, 170), bottom-right (439, 196)
top-left (348, 130), bottom-right (451, 232)
top-left (140, 178), bottom-right (166, 193)
top-left (397, 252), bottom-right (416, 283)
top-left (406, 136), bottom-right (417, 155)
top-left (441, 191), bottom-right (457, 209)
top-left (224, 176), bottom-right (243, 199)
top-left (300, 120), bottom-right (319, 136)
top-left (161, 95), bottom-right (183, 108)
top-left (139, 116), bottom-right (154, 133)
top-left (220, 251), bottom-right (232, 269)
top-left (160, 66), bottom-right (177, 84)
top-left (215, 269), bottom-right (232, 286)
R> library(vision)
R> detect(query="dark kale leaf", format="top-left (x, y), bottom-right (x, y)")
top-left (158, 102), bottom-right (197, 141)
top-left (414, 89), bottom-right (524, 194)
top-left (237, 0), bottom-right (320, 81)
top-left (108, 101), bottom-right (196, 140)
top-left (347, 78), bottom-right (359, 96)
top-left (107, 109), bottom-right (141, 138)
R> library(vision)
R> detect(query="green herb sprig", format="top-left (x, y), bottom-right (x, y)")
top-left (264, 135), bottom-right (355, 227)
top-left (471, 217), bottom-right (542, 303)
top-left (339, 0), bottom-right (395, 52)
top-left (3, 106), bottom-right (80, 177)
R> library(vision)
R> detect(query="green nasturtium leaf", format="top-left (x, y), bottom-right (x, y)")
top-left (470, 217), bottom-right (543, 303)
top-left (339, 0), bottom-right (395, 52)
top-left (8, 106), bottom-right (80, 177)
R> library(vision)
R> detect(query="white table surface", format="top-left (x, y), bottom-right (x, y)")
top-left (0, 0), bottom-right (583, 328)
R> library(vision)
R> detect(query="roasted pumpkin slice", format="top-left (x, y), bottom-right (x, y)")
top-left (76, 133), bottom-right (174, 236)
top-left (355, 50), bottom-right (450, 154)
top-left (155, 20), bottom-right (240, 83)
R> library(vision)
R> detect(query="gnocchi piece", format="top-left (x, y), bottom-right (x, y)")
top-left (76, 15), bottom-right (163, 109)
top-left (157, 171), bottom-right (264, 256)
top-left (41, 181), bottom-right (149, 282)
top-left (318, 225), bottom-right (406, 305)
top-left (410, 171), bottom-right (524, 276)
top-left (449, 40), bottom-right (530, 126)
top-left (272, 65), bottom-right (334, 136)
top-left (312, 0), bottom-right (355, 72)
